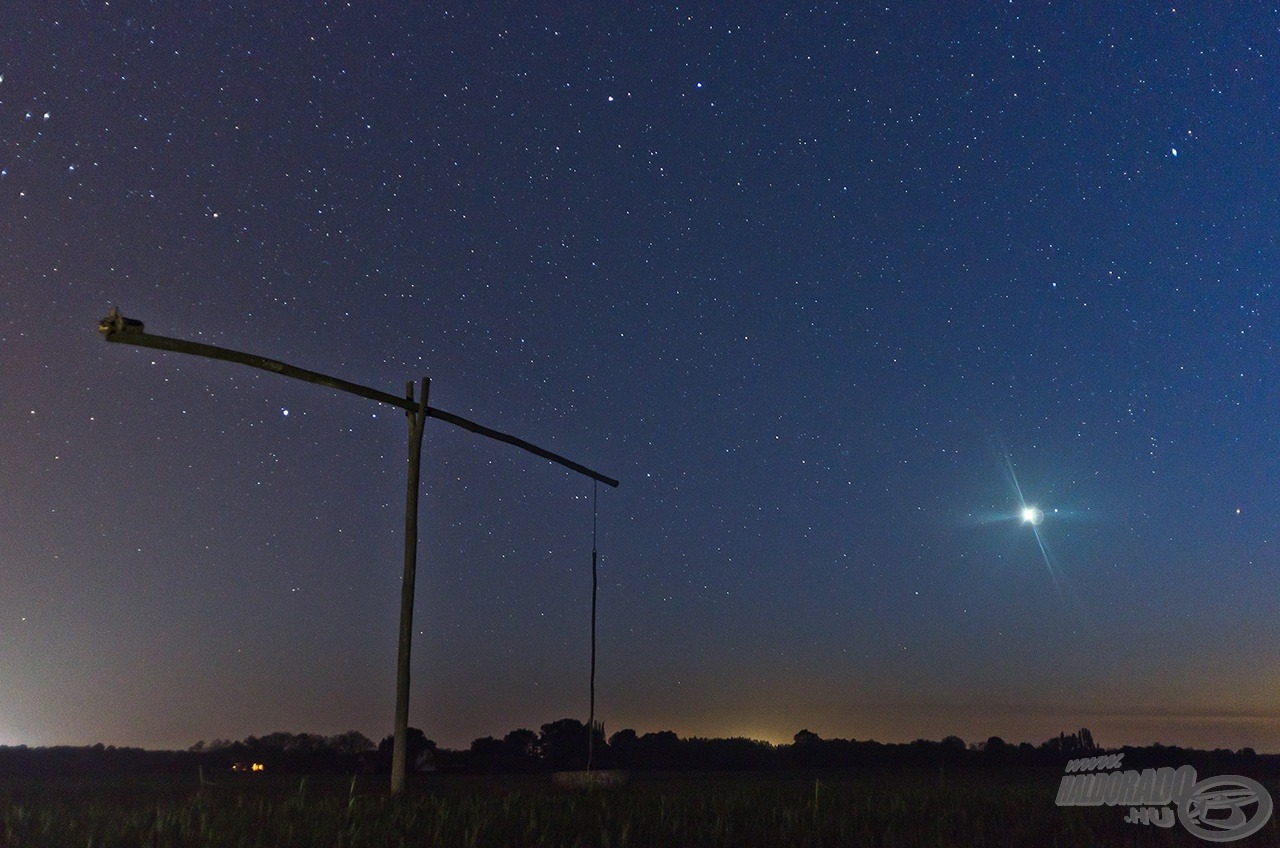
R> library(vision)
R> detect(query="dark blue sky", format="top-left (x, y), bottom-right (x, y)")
top-left (3, 3), bottom-right (1278, 751)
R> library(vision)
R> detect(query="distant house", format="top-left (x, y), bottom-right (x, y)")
top-left (231, 762), bottom-right (265, 773)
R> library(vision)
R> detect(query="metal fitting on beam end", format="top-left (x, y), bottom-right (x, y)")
top-left (98, 306), bottom-right (145, 336)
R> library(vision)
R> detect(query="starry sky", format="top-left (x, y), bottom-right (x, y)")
top-left (4, 3), bottom-right (1279, 753)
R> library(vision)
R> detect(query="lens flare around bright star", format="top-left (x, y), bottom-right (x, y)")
top-left (1001, 450), bottom-right (1064, 599)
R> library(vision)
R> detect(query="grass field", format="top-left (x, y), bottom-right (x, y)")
top-left (1, 768), bottom-right (1272, 847)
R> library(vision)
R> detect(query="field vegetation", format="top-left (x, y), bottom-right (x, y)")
top-left (4, 726), bottom-right (1276, 846)
top-left (4, 768), bottom-right (1274, 847)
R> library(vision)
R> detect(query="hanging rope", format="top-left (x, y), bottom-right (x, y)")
top-left (587, 479), bottom-right (599, 771)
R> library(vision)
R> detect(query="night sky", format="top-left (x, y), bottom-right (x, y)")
top-left (4, 3), bottom-right (1279, 753)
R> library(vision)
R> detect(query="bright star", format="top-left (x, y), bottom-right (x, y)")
top-left (1001, 451), bottom-right (1063, 599)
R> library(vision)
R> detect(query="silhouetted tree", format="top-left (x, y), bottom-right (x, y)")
top-left (467, 729), bottom-right (540, 773)
top-left (939, 735), bottom-right (966, 764)
top-left (469, 737), bottom-right (507, 771)
top-left (504, 728), bottom-right (539, 764)
top-left (980, 736), bottom-right (1014, 765)
top-left (635, 730), bottom-right (680, 769)
top-left (377, 727), bottom-right (436, 772)
top-left (539, 719), bottom-right (588, 771)
top-left (1038, 728), bottom-right (1097, 759)
top-left (328, 731), bottom-right (375, 756)
top-left (791, 729), bottom-right (824, 768)
top-left (608, 728), bottom-right (639, 767)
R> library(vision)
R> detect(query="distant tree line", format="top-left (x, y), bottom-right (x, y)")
top-left (3, 723), bottom-right (1276, 778)
top-left (459, 723), bottom-right (1278, 777)
top-left (0, 743), bottom-right (201, 778)
top-left (191, 730), bottom-right (380, 774)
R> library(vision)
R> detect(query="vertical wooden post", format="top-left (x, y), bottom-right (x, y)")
top-left (587, 482), bottom-right (598, 771)
top-left (391, 377), bottom-right (429, 797)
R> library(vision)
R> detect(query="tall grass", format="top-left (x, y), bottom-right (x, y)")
top-left (1, 769), bottom-right (1273, 847)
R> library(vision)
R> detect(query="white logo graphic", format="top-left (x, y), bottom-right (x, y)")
top-left (1055, 755), bottom-right (1273, 842)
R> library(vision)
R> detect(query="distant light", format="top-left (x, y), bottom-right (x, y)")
top-left (1021, 506), bottom-right (1044, 525)
top-left (282, 408), bottom-right (289, 416)
top-left (1171, 148), bottom-right (1178, 157)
